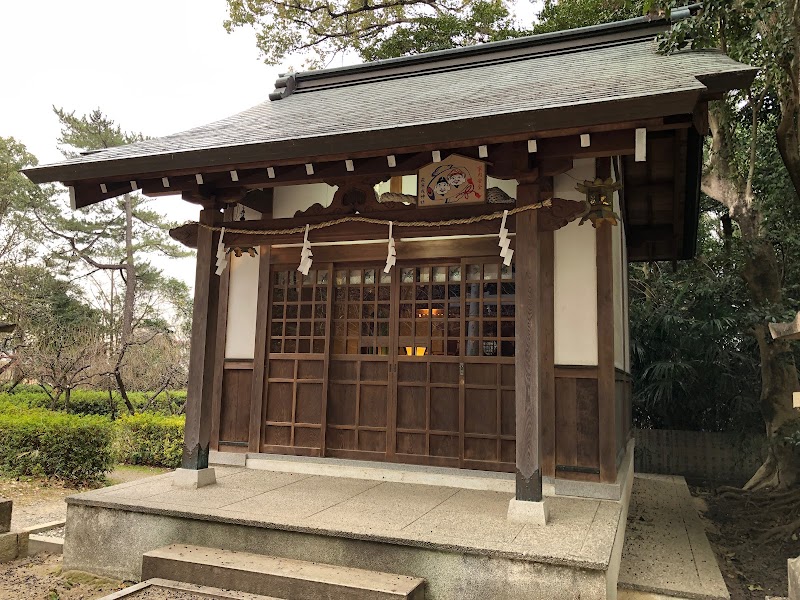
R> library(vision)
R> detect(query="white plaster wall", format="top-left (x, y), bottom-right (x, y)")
top-left (273, 183), bottom-right (337, 218)
top-left (225, 253), bottom-right (260, 359)
top-left (554, 158), bottom-right (598, 366)
top-left (223, 204), bottom-right (262, 360)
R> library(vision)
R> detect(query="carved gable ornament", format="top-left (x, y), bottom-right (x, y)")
top-left (417, 154), bottom-right (487, 207)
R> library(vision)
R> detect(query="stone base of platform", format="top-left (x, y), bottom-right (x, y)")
top-left (65, 502), bottom-right (609, 599)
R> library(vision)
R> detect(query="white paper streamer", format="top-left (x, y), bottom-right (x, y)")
top-left (384, 221), bottom-right (396, 274)
top-left (298, 224), bottom-right (313, 275)
top-left (498, 210), bottom-right (513, 266)
top-left (215, 227), bottom-right (227, 275)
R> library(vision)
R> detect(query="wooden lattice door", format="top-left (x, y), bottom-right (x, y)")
top-left (262, 256), bottom-right (516, 471)
top-left (325, 266), bottom-right (393, 460)
top-left (263, 266), bottom-right (332, 455)
top-left (393, 261), bottom-right (516, 471)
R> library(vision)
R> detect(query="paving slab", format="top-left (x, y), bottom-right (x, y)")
top-left (403, 488), bottom-right (525, 545)
top-left (307, 481), bottom-right (458, 532)
top-left (220, 475), bottom-right (381, 519)
top-left (618, 474), bottom-right (728, 600)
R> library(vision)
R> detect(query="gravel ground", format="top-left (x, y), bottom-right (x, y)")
top-left (0, 553), bottom-right (125, 600)
top-left (121, 589), bottom-right (210, 599)
top-left (41, 525), bottom-right (66, 539)
top-left (0, 466), bottom-right (170, 600)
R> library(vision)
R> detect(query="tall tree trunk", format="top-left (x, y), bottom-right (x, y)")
top-left (703, 107), bottom-right (800, 490)
top-left (114, 370), bottom-right (136, 415)
top-left (114, 194), bottom-right (137, 413)
top-left (121, 194), bottom-right (136, 346)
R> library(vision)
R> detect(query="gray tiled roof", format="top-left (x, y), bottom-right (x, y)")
top-left (25, 31), bottom-right (756, 184)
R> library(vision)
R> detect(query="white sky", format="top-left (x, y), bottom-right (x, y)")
top-left (0, 0), bottom-right (541, 288)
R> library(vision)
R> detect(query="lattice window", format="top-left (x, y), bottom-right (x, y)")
top-left (398, 265), bottom-right (462, 357)
top-left (464, 262), bottom-right (515, 357)
top-left (270, 269), bottom-right (329, 354)
top-left (331, 267), bottom-right (392, 355)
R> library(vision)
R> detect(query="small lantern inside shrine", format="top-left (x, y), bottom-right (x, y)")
top-left (576, 178), bottom-right (621, 228)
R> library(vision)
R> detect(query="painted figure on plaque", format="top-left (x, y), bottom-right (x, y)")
top-left (418, 154), bottom-right (486, 207)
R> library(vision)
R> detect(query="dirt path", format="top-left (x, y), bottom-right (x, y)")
top-left (691, 484), bottom-right (800, 599)
top-left (1, 466), bottom-right (169, 531)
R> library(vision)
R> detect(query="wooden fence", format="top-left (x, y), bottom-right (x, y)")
top-left (634, 428), bottom-right (766, 485)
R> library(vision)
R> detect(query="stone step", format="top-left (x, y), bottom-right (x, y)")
top-left (141, 544), bottom-right (425, 600)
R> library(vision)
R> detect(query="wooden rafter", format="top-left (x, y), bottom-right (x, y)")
top-left (67, 120), bottom-right (692, 210)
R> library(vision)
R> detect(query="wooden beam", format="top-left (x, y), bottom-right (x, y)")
top-left (182, 208), bottom-right (223, 470)
top-left (595, 157), bottom-right (617, 484)
top-left (514, 178), bottom-right (543, 502)
top-left (271, 236), bottom-right (505, 264)
top-left (170, 203), bottom-right (524, 249)
top-left (239, 188), bottom-right (274, 216)
top-left (248, 245), bottom-right (272, 452)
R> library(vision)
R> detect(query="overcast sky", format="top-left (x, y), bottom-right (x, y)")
top-left (1, 0), bottom-right (540, 288)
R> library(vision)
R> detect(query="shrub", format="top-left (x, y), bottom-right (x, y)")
top-left (0, 409), bottom-right (115, 485)
top-left (115, 413), bottom-right (185, 468)
top-left (0, 389), bottom-right (187, 417)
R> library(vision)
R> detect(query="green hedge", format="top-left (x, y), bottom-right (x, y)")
top-left (0, 389), bottom-right (187, 417)
top-left (0, 409), bottom-right (115, 485)
top-left (114, 413), bottom-right (185, 468)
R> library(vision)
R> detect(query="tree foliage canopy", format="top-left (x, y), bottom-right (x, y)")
top-left (225, 0), bottom-right (528, 66)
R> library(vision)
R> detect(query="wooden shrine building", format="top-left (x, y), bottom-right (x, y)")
top-left (26, 12), bottom-right (754, 526)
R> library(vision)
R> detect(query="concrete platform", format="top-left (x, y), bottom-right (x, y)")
top-left (618, 474), bottom-right (729, 600)
top-left (64, 465), bottom-right (630, 599)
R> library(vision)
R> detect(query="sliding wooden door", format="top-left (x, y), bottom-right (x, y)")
top-left (325, 266), bottom-right (393, 460)
top-left (263, 267), bottom-right (332, 456)
top-left (261, 255), bottom-right (516, 472)
top-left (393, 261), bottom-right (516, 472)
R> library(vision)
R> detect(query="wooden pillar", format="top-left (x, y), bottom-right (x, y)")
top-left (248, 244), bottom-right (272, 452)
top-left (182, 207), bottom-right (222, 470)
top-left (539, 226), bottom-right (556, 479)
top-left (596, 157), bottom-right (618, 483)
top-left (515, 181), bottom-right (543, 501)
top-left (209, 259), bottom-right (230, 451)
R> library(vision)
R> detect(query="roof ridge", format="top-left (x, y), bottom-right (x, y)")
top-left (291, 37), bottom-right (659, 99)
top-left (269, 11), bottom-right (691, 101)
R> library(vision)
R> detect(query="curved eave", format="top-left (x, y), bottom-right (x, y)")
top-left (24, 88), bottom-right (709, 186)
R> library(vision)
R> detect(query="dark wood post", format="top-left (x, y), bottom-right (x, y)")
top-left (515, 180), bottom-right (543, 502)
top-left (595, 157), bottom-right (618, 483)
top-left (249, 244), bottom-right (272, 452)
top-left (182, 208), bottom-right (222, 470)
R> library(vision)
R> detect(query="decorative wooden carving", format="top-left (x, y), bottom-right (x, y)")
top-left (379, 186), bottom-right (514, 205)
top-left (538, 197), bottom-right (587, 232)
top-left (170, 222), bottom-right (199, 249)
top-left (294, 179), bottom-right (407, 218)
